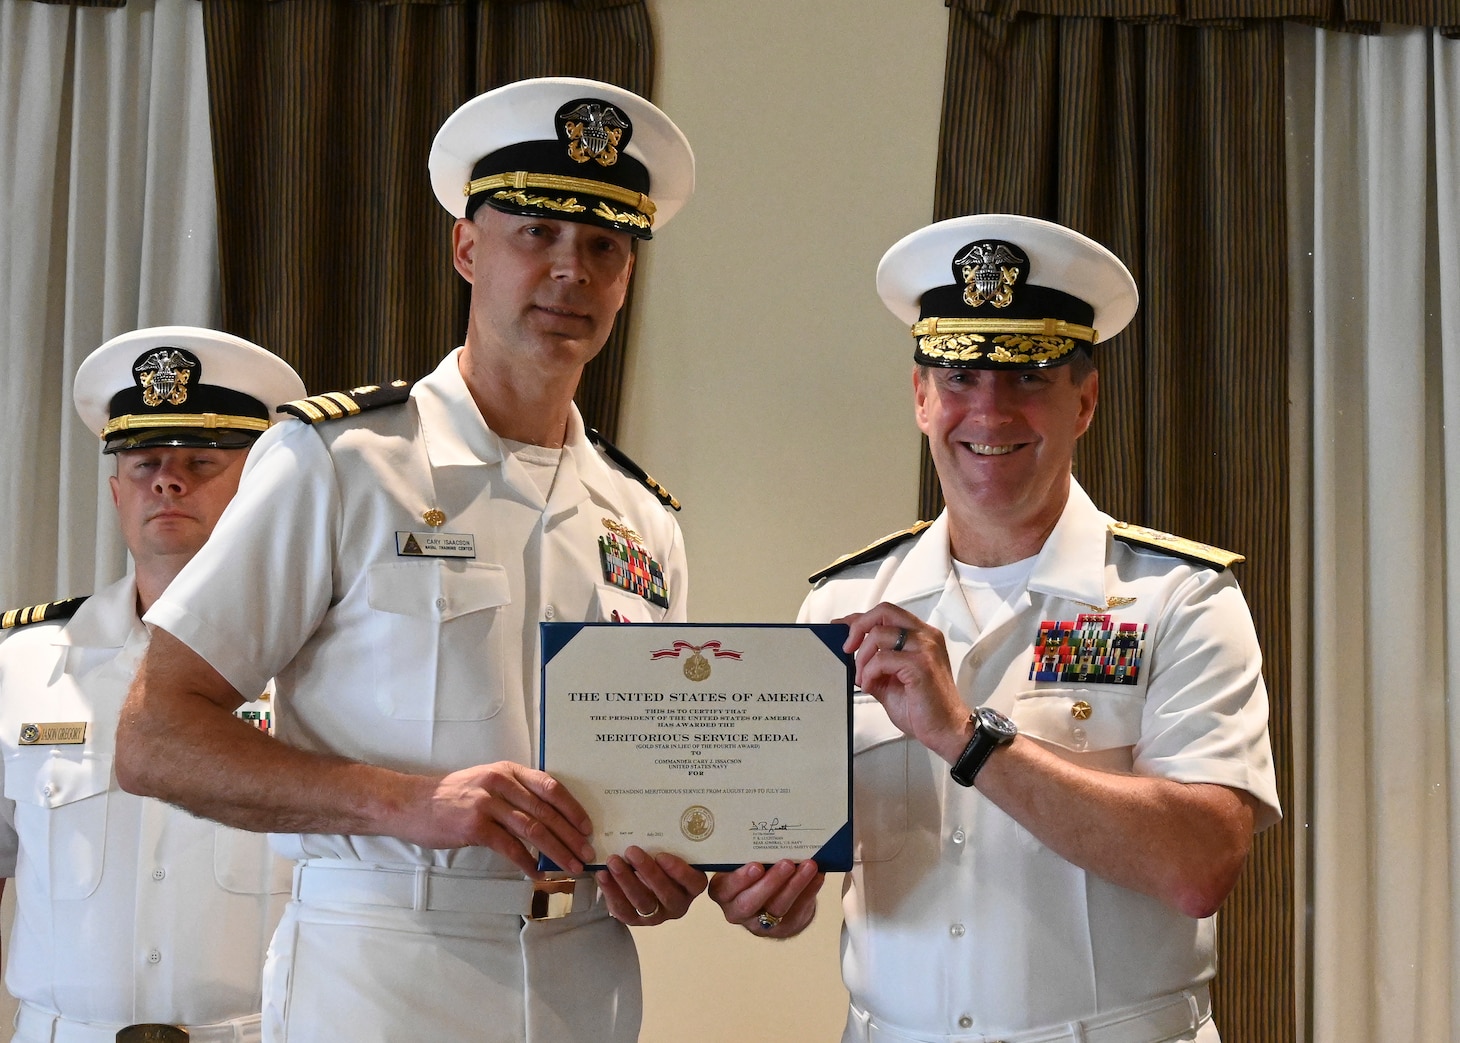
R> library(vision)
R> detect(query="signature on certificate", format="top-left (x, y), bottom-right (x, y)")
top-left (750, 818), bottom-right (801, 832)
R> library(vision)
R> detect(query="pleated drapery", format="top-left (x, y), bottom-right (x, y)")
top-left (199, 0), bottom-right (655, 437)
top-left (0, 0), bottom-right (220, 609)
top-left (1290, 25), bottom-right (1460, 1040)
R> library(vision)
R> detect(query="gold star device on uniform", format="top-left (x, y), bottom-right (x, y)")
top-left (73, 325), bottom-right (306, 454)
top-left (876, 213), bottom-right (1140, 370)
top-left (428, 75), bottom-right (695, 239)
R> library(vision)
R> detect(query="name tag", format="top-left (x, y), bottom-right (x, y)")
top-left (396, 531), bottom-right (476, 558)
top-left (20, 722), bottom-right (87, 745)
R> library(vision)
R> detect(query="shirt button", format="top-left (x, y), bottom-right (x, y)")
top-left (147, 950), bottom-right (162, 964)
top-left (951, 828), bottom-right (966, 845)
top-left (958, 1015), bottom-right (974, 1029)
top-left (41, 784), bottom-right (53, 797)
top-left (152, 868), bottom-right (166, 881)
top-left (544, 604), bottom-right (557, 620)
top-left (949, 922), bottom-right (965, 938)
top-left (1071, 727), bottom-right (1089, 751)
top-left (434, 597), bottom-right (447, 610)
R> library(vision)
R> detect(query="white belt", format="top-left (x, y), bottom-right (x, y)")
top-left (14, 1003), bottom-right (261, 1043)
top-left (291, 859), bottom-right (597, 918)
top-left (854, 986), bottom-right (1210, 1043)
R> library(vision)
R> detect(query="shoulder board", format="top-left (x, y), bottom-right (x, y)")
top-left (1109, 521), bottom-right (1244, 570)
top-left (586, 428), bottom-right (680, 511)
top-left (809, 521), bottom-right (933, 585)
top-left (278, 380), bottom-right (415, 424)
top-left (2, 596), bottom-right (89, 631)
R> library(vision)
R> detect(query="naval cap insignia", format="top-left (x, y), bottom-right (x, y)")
top-left (953, 240), bottom-right (1026, 310)
top-left (133, 347), bottom-right (199, 408)
top-left (559, 99), bottom-right (629, 167)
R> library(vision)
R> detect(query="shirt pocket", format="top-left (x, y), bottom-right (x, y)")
top-left (594, 585), bottom-right (671, 624)
top-left (851, 695), bottom-right (909, 864)
top-left (214, 824), bottom-right (293, 895)
top-left (1010, 687), bottom-right (1144, 763)
top-left (367, 560), bottom-right (512, 721)
top-left (5, 748), bottom-right (110, 899)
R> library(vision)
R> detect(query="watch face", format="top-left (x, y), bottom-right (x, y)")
top-left (976, 706), bottom-right (1017, 741)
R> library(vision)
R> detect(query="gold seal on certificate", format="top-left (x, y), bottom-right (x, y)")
top-left (539, 623), bottom-right (853, 871)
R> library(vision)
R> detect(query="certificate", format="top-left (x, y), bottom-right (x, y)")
top-left (539, 622), bottom-right (852, 871)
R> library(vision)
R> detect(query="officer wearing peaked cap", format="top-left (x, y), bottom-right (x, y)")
top-left (0, 326), bottom-right (302, 1043)
top-left (711, 216), bottom-right (1280, 1043)
top-left (74, 324), bottom-right (308, 454)
top-left (116, 79), bottom-right (702, 1043)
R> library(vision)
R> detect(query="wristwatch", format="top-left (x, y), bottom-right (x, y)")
top-left (949, 706), bottom-right (1017, 787)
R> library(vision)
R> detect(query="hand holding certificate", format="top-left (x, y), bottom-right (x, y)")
top-left (539, 623), bottom-right (852, 871)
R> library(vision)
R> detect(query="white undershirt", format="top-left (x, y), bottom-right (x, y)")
top-left (952, 554), bottom-right (1038, 634)
top-left (503, 439), bottom-right (563, 500)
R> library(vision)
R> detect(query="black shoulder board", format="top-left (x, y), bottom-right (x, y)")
top-left (809, 521), bottom-right (933, 585)
top-left (278, 380), bottom-right (415, 424)
top-left (587, 428), bottom-right (680, 511)
top-left (2, 596), bottom-right (89, 630)
top-left (1109, 521), bottom-right (1244, 570)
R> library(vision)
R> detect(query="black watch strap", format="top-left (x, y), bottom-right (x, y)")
top-left (949, 708), bottom-right (1016, 787)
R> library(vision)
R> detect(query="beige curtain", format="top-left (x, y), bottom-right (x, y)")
top-left (1287, 23), bottom-right (1460, 1040)
top-left (0, 0), bottom-right (219, 610)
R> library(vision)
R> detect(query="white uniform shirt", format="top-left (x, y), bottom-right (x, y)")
top-left (0, 576), bottom-right (289, 1026)
top-left (799, 481), bottom-right (1280, 1037)
top-left (149, 349), bottom-right (688, 870)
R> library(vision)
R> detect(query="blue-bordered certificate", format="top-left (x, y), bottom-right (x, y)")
top-left (539, 622), bottom-right (852, 871)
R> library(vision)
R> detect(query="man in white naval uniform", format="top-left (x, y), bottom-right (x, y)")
top-left (114, 79), bottom-right (706, 1042)
top-left (711, 216), bottom-right (1281, 1042)
top-left (0, 326), bottom-right (305, 1043)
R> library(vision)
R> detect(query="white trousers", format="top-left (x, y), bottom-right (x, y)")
top-left (842, 986), bottom-right (1219, 1043)
top-left (262, 893), bottom-right (640, 1042)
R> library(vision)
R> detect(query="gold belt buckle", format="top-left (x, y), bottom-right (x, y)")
top-left (529, 878), bottom-right (578, 920)
top-left (117, 1027), bottom-right (190, 1043)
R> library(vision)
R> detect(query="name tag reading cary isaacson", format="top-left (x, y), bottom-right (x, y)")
top-left (396, 531), bottom-right (477, 558)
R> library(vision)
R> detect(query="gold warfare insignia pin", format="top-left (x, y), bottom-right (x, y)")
top-left (134, 348), bottom-right (197, 407)
top-left (19, 722), bottom-right (87, 745)
top-left (955, 240), bottom-right (1025, 309)
top-left (422, 508), bottom-right (446, 528)
top-left (560, 101), bottom-right (627, 167)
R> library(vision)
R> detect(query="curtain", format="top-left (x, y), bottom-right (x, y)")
top-left (1290, 24), bottom-right (1460, 1040)
top-left (930, 7), bottom-right (1294, 1038)
top-left (200, 0), bottom-right (654, 437)
top-left (0, 0), bottom-right (219, 610)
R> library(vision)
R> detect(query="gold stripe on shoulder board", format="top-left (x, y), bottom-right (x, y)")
top-left (1109, 522), bottom-right (1244, 570)
top-left (809, 521), bottom-right (934, 585)
top-left (278, 380), bottom-right (413, 425)
top-left (2, 596), bottom-right (88, 630)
